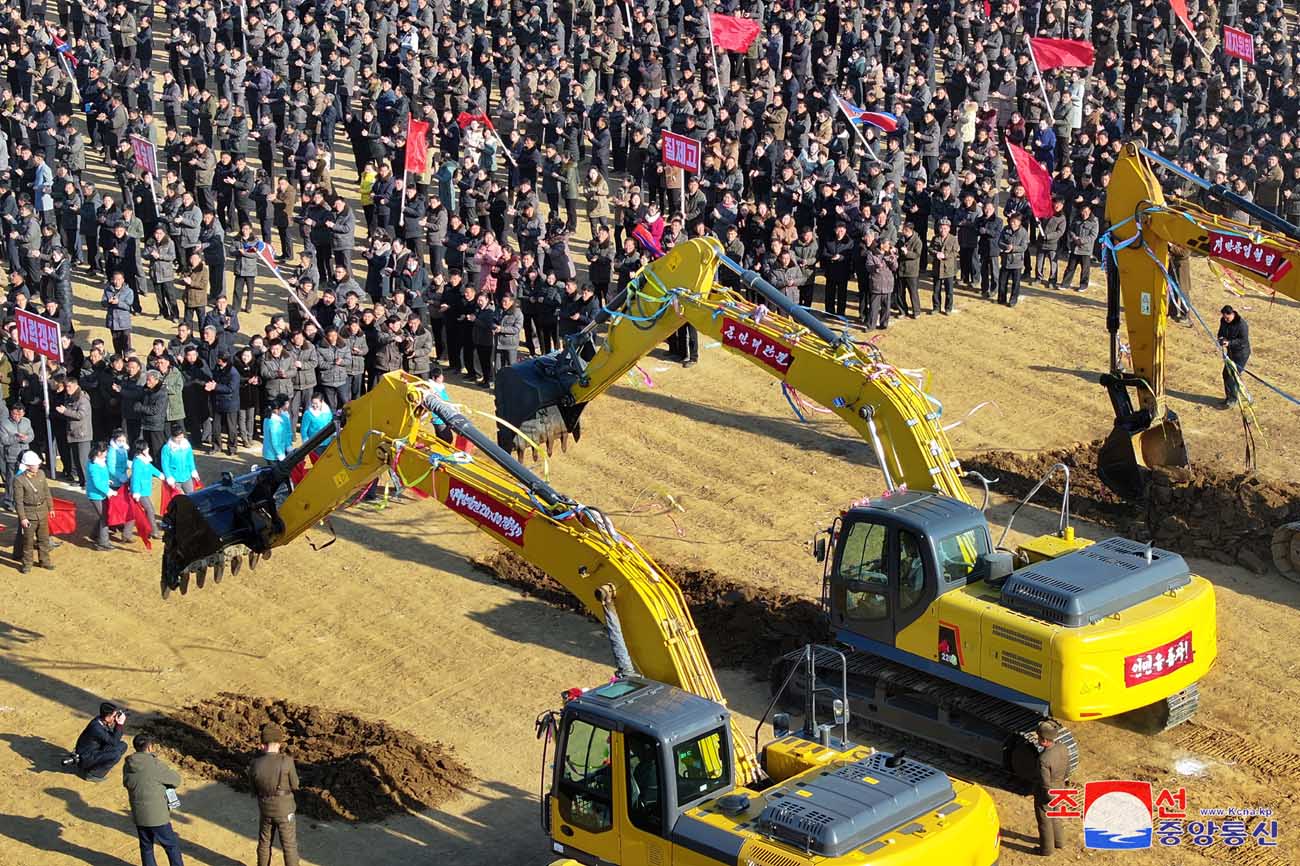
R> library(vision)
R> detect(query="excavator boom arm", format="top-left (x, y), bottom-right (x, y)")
top-left (1098, 142), bottom-right (1300, 498)
top-left (161, 371), bottom-right (762, 784)
top-left (495, 237), bottom-right (970, 504)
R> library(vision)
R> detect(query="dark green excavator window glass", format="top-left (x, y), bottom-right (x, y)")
top-left (838, 521), bottom-right (889, 621)
top-left (673, 727), bottom-right (730, 807)
top-left (558, 717), bottom-right (613, 833)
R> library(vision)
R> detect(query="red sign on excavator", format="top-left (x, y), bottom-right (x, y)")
top-left (1207, 231), bottom-right (1292, 281)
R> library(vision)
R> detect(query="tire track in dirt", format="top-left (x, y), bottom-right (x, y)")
top-left (1173, 721), bottom-right (1300, 781)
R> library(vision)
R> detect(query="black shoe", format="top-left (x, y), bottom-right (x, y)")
top-left (682, 359), bottom-right (697, 368)
top-left (19, 565), bottom-right (30, 574)
top-left (93, 543), bottom-right (113, 552)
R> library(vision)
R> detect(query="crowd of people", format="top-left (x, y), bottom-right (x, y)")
top-left (0, 0), bottom-right (1291, 858)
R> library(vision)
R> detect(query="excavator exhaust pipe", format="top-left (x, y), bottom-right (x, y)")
top-left (1096, 416), bottom-right (1190, 502)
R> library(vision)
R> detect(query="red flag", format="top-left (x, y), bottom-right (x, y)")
top-left (1170, 0), bottom-right (1193, 32)
top-left (710, 13), bottom-right (761, 52)
top-left (1007, 142), bottom-right (1055, 219)
top-left (1027, 37), bottom-right (1095, 70)
top-left (455, 111), bottom-right (495, 131)
top-left (160, 483), bottom-right (179, 515)
top-left (404, 115), bottom-right (430, 174)
top-left (107, 485), bottom-right (132, 526)
top-left (289, 460), bottom-right (310, 487)
top-left (132, 498), bottom-right (153, 551)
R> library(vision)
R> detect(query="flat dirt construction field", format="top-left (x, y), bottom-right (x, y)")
top-left (2, 153), bottom-right (1300, 865)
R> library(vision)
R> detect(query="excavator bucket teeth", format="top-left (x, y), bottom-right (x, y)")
top-left (161, 465), bottom-right (284, 586)
top-left (1097, 418), bottom-right (1189, 501)
top-left (1272, 522), bottom-right (1300, 582)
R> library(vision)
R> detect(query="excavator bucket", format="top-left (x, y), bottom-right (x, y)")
top-left (493, 355), bottom-right (587, 459)
top-left (160, 465), bottom-right (286, 597)
top-left (1273, 523), bottom-right (1300, 583)
top-left (1096, 416), bottom-right (1190, 501)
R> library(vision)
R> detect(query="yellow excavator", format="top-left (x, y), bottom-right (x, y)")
top-left (161, 376), bottom-right (1002, 866)
top-left (488, 236), bottom-right (1217, 778)
top-left (1100, 142), bottom-right (1300, 579)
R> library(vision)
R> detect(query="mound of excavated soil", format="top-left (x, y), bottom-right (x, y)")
top-left (477, 552), bottom-right (827, 673)
top-left (144, 694), bottom-right (474, 822)
top-left (966, 441), bottom-right (1300, 574)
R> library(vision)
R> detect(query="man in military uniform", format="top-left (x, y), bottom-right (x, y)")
top-left (249, 722), bottom-right (300, 866)
top-left (14, 450), bottom-right (53, 573)
top-left (1035, 721), bottom-right (1070, 856)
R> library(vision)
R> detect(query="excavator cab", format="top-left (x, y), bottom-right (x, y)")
top-left (540, 678), bottom-right (739, 866)
top-left (820, 492), bottom-right (1005, 649)
top-left (540, 676), bottom-right (1002, 866)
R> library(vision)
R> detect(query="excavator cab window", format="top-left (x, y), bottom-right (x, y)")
top-left (935, 528), bottom-right (991, 586)
top-left (558, 716), bottom-right (614, 833)
top-left (625, 731), bottom-right (664, 835)
top-left (837, 520), bottom-right (890, 622)
top-left (898, 531), bottom-right (926, 611)
top-left (673, 727), bottom-right (730, 807)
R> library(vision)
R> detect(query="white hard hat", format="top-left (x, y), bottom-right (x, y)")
top-left (20, 451), bottom-right (40, 467)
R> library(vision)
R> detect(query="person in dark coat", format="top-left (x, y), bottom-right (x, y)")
top-left (996, 212), bottom-right (1029, 307)
top-left (1034, 721), bottom-right (1070, 856)
top-left (68, 701), bottom-right (129, 781)
top-left (139, 370), bottom-right (171, 465)
top-left (210, 352), bottom-right (241, 454)
top-left (1217, 305), bottom-right (1251, 407)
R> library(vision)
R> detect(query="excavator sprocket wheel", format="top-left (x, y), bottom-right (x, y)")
top-left (1272, 523), bottom-right (1300, 583)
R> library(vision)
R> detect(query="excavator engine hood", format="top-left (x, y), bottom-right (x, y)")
top-left (494, 352), bottom-right (587, 455)
top-left (1000, 537), bottom-right (1191, 626)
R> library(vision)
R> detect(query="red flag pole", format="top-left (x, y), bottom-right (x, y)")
top-left (706, 4), bottom-right (724, 106)
top-left (1025, 33), bottom-right (1055, 118)
top-left (400, 114), bottom-right (411, 229)
top-left (256, 251), bottom-right (323, 330)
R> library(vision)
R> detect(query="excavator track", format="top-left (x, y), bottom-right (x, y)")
top-left (773, 646), bottom-right (1079, 785)
top-left (1272, 522), bottom-right (1300, 583)
top-left (1158, 683), bottom-right (1200, 731)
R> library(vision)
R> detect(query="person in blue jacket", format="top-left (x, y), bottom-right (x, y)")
top-left (160, 426), bottom-right (200, 494)
top-left (299, 392), bottom-right (334, 455)
top-left (262, 395), bottom-right (293, 463)
top-left (124, 440), bottom-right (163, 543)
top-left (85, 443), bottom-right (112, 551)
top-left (107, 429), bottom-right (130, 490)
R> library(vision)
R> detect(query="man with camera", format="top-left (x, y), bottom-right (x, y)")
top-left (124, 733), bottom-right (186, 866)
top-left (67, 701), bottom-right (129, 781)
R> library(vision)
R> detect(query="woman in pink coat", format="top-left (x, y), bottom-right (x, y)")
top-left (474, 231), bottom-right (504, 295)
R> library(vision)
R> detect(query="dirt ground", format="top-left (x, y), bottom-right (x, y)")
top-left (3, 78), bottom-right (1300, 866)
